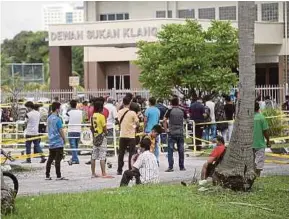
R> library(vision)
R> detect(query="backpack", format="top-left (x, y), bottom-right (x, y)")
top-left (215, 100), bottom-right (228, 131)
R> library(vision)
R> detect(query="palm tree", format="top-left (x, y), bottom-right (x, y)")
top-left (215, 1), bottom-right (256, 191)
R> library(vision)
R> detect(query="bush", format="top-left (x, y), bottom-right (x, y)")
top-left (261, 108), bottom-right (287, 138)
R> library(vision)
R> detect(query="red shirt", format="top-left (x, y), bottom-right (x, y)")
top-left (88, 106), bottom-right (109, 120)
top-left (209, 145), bottom-right (225, 160)
top-left (102, 107), bottom-right (109, 119)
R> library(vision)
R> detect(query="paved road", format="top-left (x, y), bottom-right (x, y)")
top-left (9, 153), bottom-right (289, 196)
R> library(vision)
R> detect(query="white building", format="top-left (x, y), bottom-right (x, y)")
top-left (48, 1), bottom-right (289, 91)
top-left (42, 4), bottom-right (83, 31)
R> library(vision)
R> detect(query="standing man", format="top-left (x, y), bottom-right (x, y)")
top-left (46, 102), bottom-right (67, 180)
top-left (144, 97), bottom-right (160, 163)
top-left (24, 101), bottom-right (46, 164)
top-left (48, 97), bottom-right (59, 115)
top-left (104, 97), bottom-right (117, 146)
top-left (163, 97), bottom-right (187, 172)
top-left (204, 95), bottom-right (216, 141)
top-left (156, 98), bottom-right (168, 145)
top-left (253, 102), bottom-right (270, 177)
top-left (223, 96), bottom-right (235, 142)
top-left (67, 100), bottom-right (83, 165)
top-left (156, 98), bottom-right (168, 121)
top-left (90, 101), bottom-right (113, 178)
top-left (189, 96), bottom-right (205, 150)
top-left (117, 96), bottom-right (139, 175)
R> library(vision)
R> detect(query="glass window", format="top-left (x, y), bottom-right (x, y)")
top-left (124, 76), bottom-right (130, 89)
top-left (261, 3), bottom-right (278, 22)
top-left (100, 14), bottom-right (107, 21)
top-left (107, 76), bottom-right (114, 89)
top-left (219, 6), bottom-right (236, 20)
top-left (156, 11), bottom-right (166, 18)
top-left (125, 13), bottom-right (129, 20)
top-left (178, 9), bottom-right (195, 18)
top-left (198, 8), bottom-right (215, 19)
top-left (115, 76), bottom-right (121, 89)
top-left (116, 13), bottom-right (124, 20)
top-left (255, 4), bottom-right (258, 21)
top-left (168, 10), bottom-right (172, 18)
top-left (108, 14), bottom-right (115, 20)
top-left (283, 2), bottom-right (289, 37)
top-left (65, 12), bottom-right (73, 24)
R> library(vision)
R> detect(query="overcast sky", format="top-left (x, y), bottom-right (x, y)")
top-left (1, 1), bottom-right (82, 41)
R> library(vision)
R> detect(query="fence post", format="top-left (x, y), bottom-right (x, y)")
top-left (113, 123), bottom-right (117, 157)
top-left (112, 88), bottom-right (116, 100)
top-left (192, 120), bottom-right (196, 156)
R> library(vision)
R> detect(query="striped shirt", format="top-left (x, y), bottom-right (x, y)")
top-left (133, 151), bottom-right (159, 184)
top-left (18, 105), bottom-right (27, 121)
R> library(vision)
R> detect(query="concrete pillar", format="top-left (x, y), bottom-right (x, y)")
top-left (84, 62), bottom-right (106, 89)
top-left (49, 46), bottom-right (72, 89)
top-left (130, 62), bottom-right (142, 89)
top-left (97, 62), bottom-right (106, 89)
top-left (279, 55), bottom-right (284, 84)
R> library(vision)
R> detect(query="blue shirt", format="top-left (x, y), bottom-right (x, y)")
top-left (47, 114), bottom-right (64, 149)
top-left (145, 106), bottom-right (160, 133)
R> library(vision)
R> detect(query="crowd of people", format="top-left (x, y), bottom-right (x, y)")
top-left (1, 90), bottom-right (284, 185)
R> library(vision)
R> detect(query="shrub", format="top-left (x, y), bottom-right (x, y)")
top-left (261, 108), bottom-right (287, 138)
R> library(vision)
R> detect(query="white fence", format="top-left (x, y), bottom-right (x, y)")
top-left (1, 84), bottom-right (288, 104)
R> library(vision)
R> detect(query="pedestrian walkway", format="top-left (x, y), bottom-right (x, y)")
top-left (14, 153), bottom-right (289, 196)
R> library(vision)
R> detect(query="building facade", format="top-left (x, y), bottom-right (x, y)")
top-left (42, 4), bottom-right (84, 31)
top-left (48, 1), bottom-right (289, 90)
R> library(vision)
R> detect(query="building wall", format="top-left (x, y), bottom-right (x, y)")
top-left (42, 4), bottom-right (84, 31)
top-left (84, 1), bottom-right (284, 22)
top-left (49, 2), bottom-right (289, 89)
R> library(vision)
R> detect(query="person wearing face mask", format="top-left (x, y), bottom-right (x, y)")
top-left (23, 101), bottom-right (46, 164)
top-left (201, 135), bottom-right (226, 180)
top-left (45, 102), bottom-right (67, 180)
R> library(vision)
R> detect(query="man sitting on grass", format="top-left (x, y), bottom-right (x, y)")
top-left (120, 138), bottom-right (159, 187)
top-left (201, 135), bottom-right (226, 180)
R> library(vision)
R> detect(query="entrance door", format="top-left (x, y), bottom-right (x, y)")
top-left (107, 75), bottom-right (130, 89)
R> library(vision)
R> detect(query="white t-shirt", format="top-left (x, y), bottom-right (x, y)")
top-left (205, 101), bottom-right (216, 122)
top-left (67, 109), bottom-right (83, 133)
top-left (133, 151), bottom-right (159, 184)
top-left (104, 103), bottom-right (117, 130)
top-left (26, 110), bottom-right (40, 135)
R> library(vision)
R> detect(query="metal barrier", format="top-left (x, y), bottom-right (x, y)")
top-left (1, 113), bottom-right (289, 159)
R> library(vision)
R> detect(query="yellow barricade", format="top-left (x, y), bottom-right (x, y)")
top-left (1, 135), bottom-right (48, 146)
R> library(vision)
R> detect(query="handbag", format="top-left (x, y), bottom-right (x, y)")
top-left (93, 133), bottom-right (105, 147)
top-left (91, 114), bottom-right (105, 147)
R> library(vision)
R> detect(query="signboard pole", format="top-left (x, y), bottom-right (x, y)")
top-left (69, 76), bottom-right (80, 100)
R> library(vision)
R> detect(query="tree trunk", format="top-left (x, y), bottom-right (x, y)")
top-left (1, 171), bottom-right (16, 215)
top-left (214, 1), bottom-right (256, 191)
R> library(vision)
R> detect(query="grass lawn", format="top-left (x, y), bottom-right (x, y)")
top-left (4, 176), bottom-right (289, 219)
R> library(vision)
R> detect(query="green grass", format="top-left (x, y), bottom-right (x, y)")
top-left (4, 176), bottom-right (289, 219)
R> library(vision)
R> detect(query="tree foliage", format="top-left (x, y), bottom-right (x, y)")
top-left (135, 20), bottom-right (238, 99)
top-left (1, 31), bottom-right (48, 63)
top-left (1, 31), bottom-right (85, 88)
top-left (72, 47), bottom-right (84, 86)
